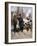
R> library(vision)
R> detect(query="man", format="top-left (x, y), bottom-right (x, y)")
top-left (18, 14), bottom-right (24, 32)
top-left (13, 15), bottom-right (17, 32)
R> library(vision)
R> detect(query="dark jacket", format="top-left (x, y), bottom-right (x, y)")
top-left (13, 16), bottom-right (17, 25)
top-left (18, 17), bottom-right (24, 27)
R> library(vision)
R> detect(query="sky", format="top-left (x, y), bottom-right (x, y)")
top-left (11, 6), bottom-right (32, 17)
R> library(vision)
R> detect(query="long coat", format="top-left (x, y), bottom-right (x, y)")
top-left (18, 17), bottom-right (24, 28)
top-left (13, 15), bottom-right (17, 25)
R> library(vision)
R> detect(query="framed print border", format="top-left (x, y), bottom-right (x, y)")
top-left (5, 2), bottom-right (36, 44)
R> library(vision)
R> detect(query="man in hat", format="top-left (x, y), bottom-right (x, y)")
top-left (13, 15), bottom-right (17, 33)
top-left (17, 14), bottom-right (24, 32)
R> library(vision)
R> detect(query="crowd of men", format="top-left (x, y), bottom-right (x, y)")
top-left (12, 14), bottom-right (32, 32)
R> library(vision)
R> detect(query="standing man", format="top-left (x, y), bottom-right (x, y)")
top-left (18, 14), bottom-right (24, 32)
top-left (13, 15), bottom-right (17, 33)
